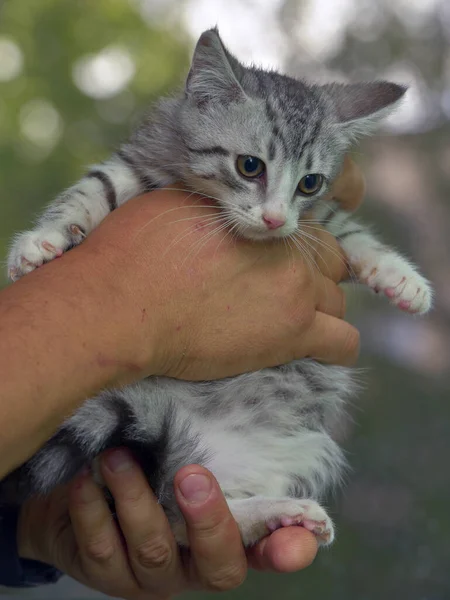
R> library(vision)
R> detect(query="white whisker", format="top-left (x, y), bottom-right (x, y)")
top-left (297, 228), bottom-right (358, 284)
top-left (163, 215), bottom-right (228, 256)
top-left (289, 234), bottom-right (320, 281)
top-left (182, 220), bottom-right (232, 266)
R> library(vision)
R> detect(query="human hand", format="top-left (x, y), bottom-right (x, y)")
top-left (70, 157), bottom-right (363, 382)
top-left (18, 452), bottom-right (318, 599)
top-left (325, 155), bottom-right (365, 211)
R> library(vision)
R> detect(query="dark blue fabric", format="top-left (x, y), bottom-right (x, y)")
top-left (0, 505), bottom-right (63, 587)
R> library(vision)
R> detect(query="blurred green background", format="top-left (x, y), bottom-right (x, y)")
top-left (0, 0), bottom-right (449, 599)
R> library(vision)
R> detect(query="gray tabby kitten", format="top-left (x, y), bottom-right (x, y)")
top-left (3, 29), bottom-right (432, 547)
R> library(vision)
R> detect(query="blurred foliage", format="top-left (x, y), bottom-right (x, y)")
top-left (0, 0), bottom-right (189, 284)
top-left (1, 1), bottom-right (449, 599)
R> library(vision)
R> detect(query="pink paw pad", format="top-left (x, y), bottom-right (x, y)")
top-left (267, 520), bottom-right (282, 533)
top-left (384, 287), bottom-right (396, 299)
top-left (267, 515), bottom-right (303, 532)
top-left (398, 300), bottom-right (411, 310)
top-left (280, 516), bottom-right (301, 527)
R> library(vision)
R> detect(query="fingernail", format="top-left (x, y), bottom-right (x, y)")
top-left (178, 473), bottom-right (212, 505)
top-left (104, 449), bottom-right (134, 473)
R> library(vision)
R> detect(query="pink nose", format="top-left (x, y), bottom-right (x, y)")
top-left (263, 215), bottom-right (286, 230)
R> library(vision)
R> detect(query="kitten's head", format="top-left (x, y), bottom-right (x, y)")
top-left (178, 28), bottom-right (406, 240)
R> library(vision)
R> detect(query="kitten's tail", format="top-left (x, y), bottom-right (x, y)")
top-left (0, 390), bottom-right (152, 505)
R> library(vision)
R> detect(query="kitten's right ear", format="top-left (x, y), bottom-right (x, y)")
top-left (323, 81), bottom-right (407, 140)
top-left (186, 28), bottom-right (246, 106)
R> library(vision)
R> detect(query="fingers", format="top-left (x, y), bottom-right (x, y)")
top-left (302, 311), bottom-right (360, 366)
top-left (247, 527), bottom-right (318, 572)
top-left (315, 277), bottom-right (346, 318)
top-left (174, 465), bottom-right (248, 592)
top-left (309, 228), bottom-right (351, 284)
top-left (68, 469), bottom-right (137, 599)
top-left (100, 448), bottom-right (184, 597)
top-left (328, 156), bottom-right (366, 212)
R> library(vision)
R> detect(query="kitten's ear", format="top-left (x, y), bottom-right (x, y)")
top-left (323, 81), bottom-right (407, 139)
top-left (186, 28), bottom-right (246, 105)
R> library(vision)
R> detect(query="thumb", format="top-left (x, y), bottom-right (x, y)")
top-left (174, 465), bottom-right (247, 591)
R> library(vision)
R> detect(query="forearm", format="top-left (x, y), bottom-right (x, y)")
top-left (0, 243), bottom-right (146, 478)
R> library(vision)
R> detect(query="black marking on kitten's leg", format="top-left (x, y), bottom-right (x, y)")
top-left (116, 149), bottom-right (159, 193)
top-left (337, 228), bottom-right (365, 240)
top-left (116, 148), bottom-right (138, 169)
top-left (86, 170), bottom-right (118, 212)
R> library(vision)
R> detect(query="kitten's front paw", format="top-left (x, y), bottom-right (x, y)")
top-left (7, 225), bottom-right (85, 280)
top-left (361, 254), bottom-right (433, 315)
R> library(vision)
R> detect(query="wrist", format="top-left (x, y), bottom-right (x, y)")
top-left (74, 231), bottom-right (159, 383)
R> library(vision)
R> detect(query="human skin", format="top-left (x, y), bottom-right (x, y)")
top-left (17, 452), bottom-right (323, 598)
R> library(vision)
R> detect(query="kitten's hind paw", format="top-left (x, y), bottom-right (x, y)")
top-left (265, 499), bottom-right (334, 546)
top-left (229, 496), bottom-right (335, 547)
top-left (7, 225), bottom-right (85, 280)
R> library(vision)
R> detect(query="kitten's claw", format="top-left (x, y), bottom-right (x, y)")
top-left (69, 224), bottom-right (86, 239)
top-left (8, 267), bottom-right (19, 282)
top-left (7, 224), bottom-right (85, 280)
top-left (41, 241), bottom-right (63, 257)
top-left (361, 255), bottom-right (433, 315)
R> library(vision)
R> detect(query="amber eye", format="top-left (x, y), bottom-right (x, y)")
top-left (298, 174), bottom-right (324, 196)
top-left (236, 155), bottom-right (266, 178)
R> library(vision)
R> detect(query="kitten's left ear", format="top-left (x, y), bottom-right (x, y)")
top-left (323, 81), bottom-right (407, 139)
top-left (186, 28), bottom-right (246, 106)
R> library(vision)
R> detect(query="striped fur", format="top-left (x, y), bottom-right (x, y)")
top-left (2, 29), bottom-right (432, 548)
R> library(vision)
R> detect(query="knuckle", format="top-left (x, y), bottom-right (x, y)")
top-left (134, 536), bottom-right (173, 570)
top-left (188, 506), bottom-right (232, 539)
top-left (120, 485), bottom-right (148, 507)
top-left (289, 298), bottom-right (315, 331)
top-left (84, 534), bottom-right (116, 564)
top-left (204, 564), bottom-right (247, 592)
